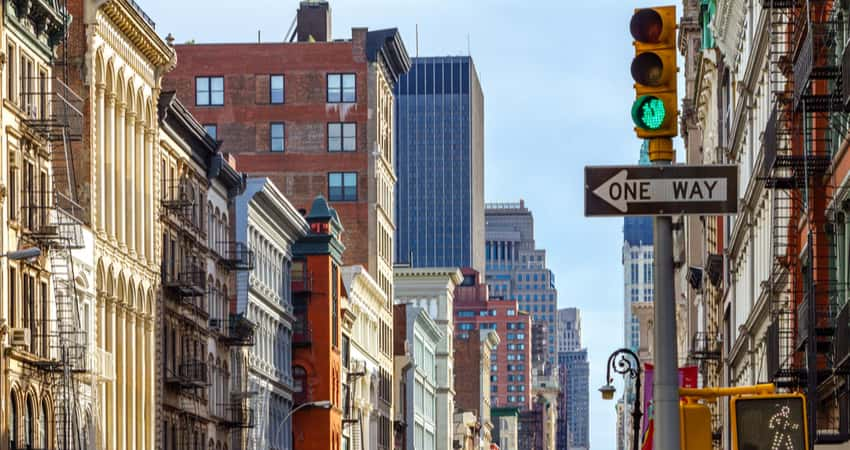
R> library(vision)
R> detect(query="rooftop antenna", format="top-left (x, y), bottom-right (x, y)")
top-left (415, 24), bottom-right (419, 57)
top-left (258, 30), bottom-right (261, 43)
top-left (467, 33), bottom-right (471, 56)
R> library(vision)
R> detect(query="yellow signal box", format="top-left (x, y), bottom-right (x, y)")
top-left (630, 6), bottom-right (679, 139)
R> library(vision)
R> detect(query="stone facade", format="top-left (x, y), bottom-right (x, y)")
top-left (341, 265), bottom-right (394, 450)
top-left (394, 267), bottom-right (463, 450)
top-left (235, 178), bottom-right (309, 450)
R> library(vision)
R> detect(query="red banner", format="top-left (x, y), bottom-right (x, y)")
top-left (640, 365), bottom-right (698, 450)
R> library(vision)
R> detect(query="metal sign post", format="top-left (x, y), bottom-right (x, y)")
top-left (585, 159), bottom-right (738, 450)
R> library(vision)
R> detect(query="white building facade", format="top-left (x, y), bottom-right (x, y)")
top-left (235, 178), bottom-right (309, 450)
top-left (394, 267), bottom-right (463, 450)
top-left (341, 265), bottom-right (394, 450)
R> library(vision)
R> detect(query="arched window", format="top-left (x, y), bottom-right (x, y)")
top-left (24, 397), bottom-right (33, 448)
top-left (10, 393), bottom-right (18, 450)
top-left (40, 401), bottom-right (49, 448)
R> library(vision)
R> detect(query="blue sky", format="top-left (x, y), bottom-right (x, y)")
top-left (140, 1), bottom-right (669, 448)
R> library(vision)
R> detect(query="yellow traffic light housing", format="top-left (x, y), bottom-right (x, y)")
top-left (680, 403), bottom-right (712, 450)
top-left (730, 394), bottom-right (808, 450)
top-left (630, 6), bottom-right (678, 139)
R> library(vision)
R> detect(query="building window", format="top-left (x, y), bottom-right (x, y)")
top-left (270, 75), bottom-right (285, 104)
top-left (204, 124), bottom-right (217, 140)
top-left (10, 393), bottom-right (17, 449)
top-left (341, 335), bottom-right (350, 368)
top-left (328, 123), bottom-right (356, 152)
top-left (196, 76), bottom-right (224, 106)
top-left (328, 172), bottom-right (357, 202)
top-left (327, 73), bottom-right (355, 103)
top-left (270, 123), bottom-right (285, 152)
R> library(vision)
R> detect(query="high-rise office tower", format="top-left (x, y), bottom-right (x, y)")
top-left (485, 201), bottom-right (558, 364)
top-left (557, 308), bottom-right (589, 450)
top-left (394, 56), bottom-right (485, 271)
top-left (623, 142), bottom-right (655, 351)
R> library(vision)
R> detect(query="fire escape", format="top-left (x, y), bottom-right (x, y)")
top-left (14, 0), bottom-right (91, 447)
top-left (763, 0), bottom-right (850, 444)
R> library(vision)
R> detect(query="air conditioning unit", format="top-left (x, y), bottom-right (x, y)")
top-left (10, 328), bottom-right (30, 348)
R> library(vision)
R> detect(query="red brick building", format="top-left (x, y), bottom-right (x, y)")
top-left (291, 196), bottom-right (346, 450)
top-left (163, 1), bottom-right (409, 301)
top-left (454, 268), bottom-right (532, 410)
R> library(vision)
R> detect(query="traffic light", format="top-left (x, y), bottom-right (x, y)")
top-left (731, 394), bottom-right (808, 450)
top-left (630, 6), bottom-right (678, 139)
top-left (680, 403), bottom-right (712, 450)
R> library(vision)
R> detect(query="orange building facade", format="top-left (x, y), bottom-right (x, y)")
top-left (291, 196), bottom-right (346, 450)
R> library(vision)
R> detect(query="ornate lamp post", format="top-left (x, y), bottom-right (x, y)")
top-left (599, 348), bottom-right (643, 450)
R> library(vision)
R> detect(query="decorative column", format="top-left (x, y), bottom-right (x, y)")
top-left (116, 305), bottom-right (126, 449)
top-left (135, 119), bottom-right (145, 261)
top-left (127, 312), bottom-right (136, 450)
top-left (95, 84), bottom-right (106, 235)
top-left (115, 102), bottom-right (126, 248)
top-left (125, 109), bottom-right (136, 256)
top-left (146, 129), bottom-right (156, 265)
top-left (146, 317), bottom-right (155, 448)
top-left (105, 93), bottom-right (116, 239)
top-left (106, 297), bottom-right (117, 450)
top-left (96, 293), bottom-right (106, 449)
top-left (137, 312), bottom-right (146, 450)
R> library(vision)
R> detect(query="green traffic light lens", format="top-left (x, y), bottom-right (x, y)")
top-left (631, 96), bottom-right (666, 130)
top-left (630, 9), bottom-right (663, 43)
top-left (631, 52), bottom-right (665, 86)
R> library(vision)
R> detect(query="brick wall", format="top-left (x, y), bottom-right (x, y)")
top-left (453, 329), bottom-right (483, 416)
top-left (164, 35), bottom-right (374, 268)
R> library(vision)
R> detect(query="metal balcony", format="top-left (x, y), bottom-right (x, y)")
top-left (219, 242), bottom-right (254, 271)
top-left (166, 360), bottom-right (208, 389)
top-left (161, 179), bottom-right (200, 234)
top-left (835, 302), bottom-right (850, 371)
top-left (796, 294), bottom-right (835, 353)
top-left (220, 404), bottom-right (254, 429)
top-left (164, 264), bottom-right (206, 298)
top-left (689, 332), bottom-right (721, 361)
top-left (209, 314), bottom-right (255, 347)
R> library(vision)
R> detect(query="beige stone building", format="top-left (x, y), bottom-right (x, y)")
top-left (394, 267), bottom-right (463, 450)
top-left (340, 265), bottom-right (394, 450)
top-left (61, 1), bottom-right (175, 449)
top-left (1, 0), bottom-right (90, 448)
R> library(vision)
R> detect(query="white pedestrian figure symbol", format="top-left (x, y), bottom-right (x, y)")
top-left (768, 405), bottom-right (799, 450)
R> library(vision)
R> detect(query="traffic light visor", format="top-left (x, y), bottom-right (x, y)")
top-left (632, 95), bottom-right (667, 130)
top-left (631, 9), bottom-right (664, 43)
top-left (632, 52), bottom-right (665, 86)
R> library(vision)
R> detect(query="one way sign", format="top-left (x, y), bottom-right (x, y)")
top-left (584, 165), bottom-right (738, 217)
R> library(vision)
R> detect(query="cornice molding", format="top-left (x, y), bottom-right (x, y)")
top-left (713, 0), bottom-right (746, 64)
top-left (393, 267), bottom-right (463, 285)
top-left (100, 0), bottom-right (174, 71)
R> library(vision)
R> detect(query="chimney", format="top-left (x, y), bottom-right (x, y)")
top-left (296, 1), bottom-right (331, 42)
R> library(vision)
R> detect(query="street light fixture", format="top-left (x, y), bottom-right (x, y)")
top-left (271, 400), bottom-right (333, 449)
top-left (600, 348), bottom-right (643, 450)
top-left (0, 247), bottom-right (41, 261)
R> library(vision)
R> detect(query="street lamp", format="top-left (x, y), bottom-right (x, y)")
top-left (600, 348), bottom-right (643, 450)
top-left (271, 400), bottom-right (333, 449)
top-left (0, 247), bottom-right (41, 261)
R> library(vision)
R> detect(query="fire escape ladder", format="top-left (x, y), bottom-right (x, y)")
top-left (763, 0), bottom-right (805, 390)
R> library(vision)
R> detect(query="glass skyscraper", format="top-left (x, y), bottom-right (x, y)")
top-left (394, 56), bottom-right (485, 271)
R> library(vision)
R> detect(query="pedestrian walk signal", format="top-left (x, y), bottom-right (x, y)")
top-left (629, 5), bottom-right (678, 138)
top-left (731, 394), bottom-right (808, 450)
